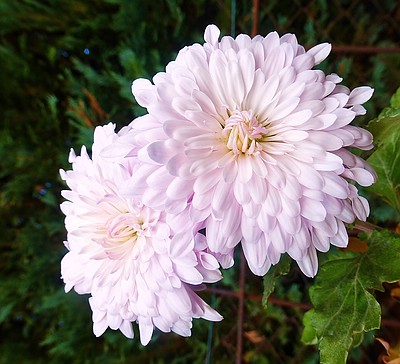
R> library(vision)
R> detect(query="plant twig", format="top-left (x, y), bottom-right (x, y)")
top-left (236, 250), bottom-right (245, 364)
top-left (251, 0), bottom-right (260, 37)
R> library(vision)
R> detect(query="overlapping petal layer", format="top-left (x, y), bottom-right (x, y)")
top-left (60, 123), bottom-right (222, 345)
top-left (121, 25), bottom-right (376, 278)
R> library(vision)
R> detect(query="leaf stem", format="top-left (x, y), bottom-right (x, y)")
top-left (352, 220), bottom-right (382, 233)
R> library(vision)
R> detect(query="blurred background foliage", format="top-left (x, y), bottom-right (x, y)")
top-left (0, 0), bottom-right (399, 363)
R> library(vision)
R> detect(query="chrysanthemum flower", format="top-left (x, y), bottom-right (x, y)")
top-left (123, 25), bottom-right (376, 277)
top-left (60, 123), bottom-right (222, 345)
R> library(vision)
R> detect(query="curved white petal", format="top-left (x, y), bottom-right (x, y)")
top-left (118, 25), bottom-right (375, 283)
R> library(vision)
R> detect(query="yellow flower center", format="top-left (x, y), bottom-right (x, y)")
top-left (223, 110), bottom-right (267, 155)
top-left (108, 213), bottom-right (142, 242)
top-left (104, 212), bottom-right (147, 259)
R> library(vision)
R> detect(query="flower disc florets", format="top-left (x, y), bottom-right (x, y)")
top-left (223, 110), bottom-right (268, 155)
top-left (60, 123), bottom-right (222, 345)
top-left (121, 25), bottom-right (376, 278)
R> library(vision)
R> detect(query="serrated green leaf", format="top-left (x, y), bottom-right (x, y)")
top-left (367, 87), bottom-right (400, 145)
top-left (351, 331), bottom-right (364, 349)
top-left (367, 131), bottom-right (400, 214)
top-left (367, 114), bottom-right (400, 146)
top-left (390, 86), bottom-right (400, 109)
top-left (367, 86), bottom-right (400, 215)
top-left (301, 311), bottom-right (318, 345)
top-left (302, 230), bottom-right (400, 364)
top-left (262, 254), bottom-right (291, 308)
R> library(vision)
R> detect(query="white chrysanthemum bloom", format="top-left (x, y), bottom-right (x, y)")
top-left (123, 25), bottom-right (376, 277)
top-left (60, 123), bottom-right (222, 345)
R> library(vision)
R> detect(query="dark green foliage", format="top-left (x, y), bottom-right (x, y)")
top-left (0, 1), bottom-right (224, 362)
top-left (1, 0), bottom-right (400, 362)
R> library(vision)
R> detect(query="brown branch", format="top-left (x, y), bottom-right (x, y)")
top-left (236, 250), bottom-right (245, 364)
top-left (332, 45), bottom-right (400, 54)
top-left (204, 288), bottom-right (400, 330)
top-left (251, 0), bottom-right (260, 37)
top-left (267, 296), bottom-right (312, 311)
top-left (205, 287), bottom-right (312, 310)
top-left (381, 318), bottom-right (400, 329)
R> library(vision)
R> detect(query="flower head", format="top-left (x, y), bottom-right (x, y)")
top-left (122, 25), bottom-right (376, 278)
top-left (60, 123), bottom-right (222, 345)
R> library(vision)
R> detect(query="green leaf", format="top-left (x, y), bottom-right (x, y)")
top-left (262, 254), bottom-right (291, 308)
top-left (0, 303), bottom-right (14, 324)
top-left (367, 87), bottom-right (400, 144)
top-left (302, 230), bottom-right (400, 364)
top-left (367, 130), bottom-right (400, 214)
top-left (368, 114), bottom-right (400, 147)
top-left (389, 86), bottom-right (400, 109)
top-left (366, 87), bottom-right (400, 214)
top-left (301, 310), bottom-right (318, 345)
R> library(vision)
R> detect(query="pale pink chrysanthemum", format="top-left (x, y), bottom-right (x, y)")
top-left (60, 123), bottom-right (222, 345)
top-left (122, 25), bottom-right (376, 277)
